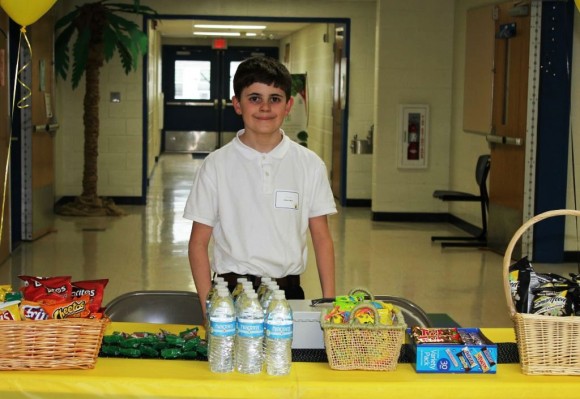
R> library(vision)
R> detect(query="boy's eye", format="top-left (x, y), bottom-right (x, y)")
top-left (248, 96), bottom-right (262, 103)
top-left (269, 96), bottom-right (282, 103)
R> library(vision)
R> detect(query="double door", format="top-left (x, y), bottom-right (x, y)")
top-left (162, 46), bottom-right (278, 153)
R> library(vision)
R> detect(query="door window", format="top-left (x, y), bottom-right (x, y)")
top-left (174, 60), bottom-right (211, 100)
top-left (228, 61), bottom-right (242, 98)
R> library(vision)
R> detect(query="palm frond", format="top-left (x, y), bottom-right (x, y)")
top-left (55, 7), bottom-right (81, 31)
top-left (71, 27), bottom-right (91, 89)
top-left (107, 12), bottom-right (140, 33)
top-left (103, 25), bottom-right (117, 62)
top-left (55, 23), bottom-right (76, 79)
top-left (106, 3), bottom-right (157, 15)
top-left (115, 36), bottom-right (133, 74)
top-left (130, 28), bottom-right (148, 55)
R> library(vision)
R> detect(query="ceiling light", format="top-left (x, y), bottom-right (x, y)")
top-left (193, 32), bottom-right (241, 37)
top-left (193, 24), bottom-right (266, 30)
top-left (245, 32), bottom-right (257, 37)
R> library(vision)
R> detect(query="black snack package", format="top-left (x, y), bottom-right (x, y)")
top-left (509, 257), bottom-right (537, 313)
top-left (530, 285), bottom-right (572, 316)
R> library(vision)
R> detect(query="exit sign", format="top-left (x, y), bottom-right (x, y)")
top-left (212, 38), bottom-right (228, 49)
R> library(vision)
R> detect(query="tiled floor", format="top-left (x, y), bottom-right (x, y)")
top-left (0, 154), bottom-right (577, 328)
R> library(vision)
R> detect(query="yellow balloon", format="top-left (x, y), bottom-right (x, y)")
top-left (0, 0), bottom-right (57, 27)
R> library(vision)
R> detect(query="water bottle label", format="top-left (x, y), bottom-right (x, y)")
top-left (210, 318), bottom-right (236, 337)
top-left (237, 318), bottom-right (264, 338)
top-left (265, 320), bottom-right (293, 339)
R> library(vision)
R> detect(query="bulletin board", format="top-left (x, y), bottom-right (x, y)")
top-left (463, 4), bottom-right (495, 134)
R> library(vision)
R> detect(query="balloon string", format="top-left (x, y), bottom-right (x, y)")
top-left (15, 27), bottom-right (31, 110)
top-left (0, 27), bottom-right (32, 248)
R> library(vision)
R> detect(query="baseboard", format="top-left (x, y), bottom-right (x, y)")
top-left (344, 199), bottom-right (371, 207)
top-left (563, 251), bottom-right (580, 262)
top-left (55, 195), bottom-right (146, 207)
top-left (371, 212), bottom-right (483, 236)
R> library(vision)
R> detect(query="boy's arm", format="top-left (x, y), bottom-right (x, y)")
top-left (188, 221), bottom-right (214, 318)
top-left (309, 215), bottom-right (336, 298)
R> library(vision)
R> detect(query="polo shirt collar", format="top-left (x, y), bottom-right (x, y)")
top-left (233, 129), bottom-right (290, 160)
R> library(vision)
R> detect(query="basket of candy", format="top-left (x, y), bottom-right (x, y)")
top-left (0, 277), bottom-right (110, 371)
top-left (320, 288), bottom-right (406, 371)
top-left (503, 209), bottom-right (580, 375)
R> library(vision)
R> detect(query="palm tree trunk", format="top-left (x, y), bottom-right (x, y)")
top-left (82, 52), bottom-right (100, 200)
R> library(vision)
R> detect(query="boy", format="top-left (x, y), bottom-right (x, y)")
top-left (183, 56), bottom-right (336, 315)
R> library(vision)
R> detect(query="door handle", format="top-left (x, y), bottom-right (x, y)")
top-left (222, 99), bottom-right (227, 108)
top-left (485, 134), bottom-right (523, 146)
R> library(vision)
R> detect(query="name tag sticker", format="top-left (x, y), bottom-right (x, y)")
top-left (275, 190), bottom-right (299, 210)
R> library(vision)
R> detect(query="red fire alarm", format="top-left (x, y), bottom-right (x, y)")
top-left (212, 38), bottom-right (228, 50)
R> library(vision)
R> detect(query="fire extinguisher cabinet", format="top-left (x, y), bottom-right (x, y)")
top-left (398, 104), bottom-right (429, 169)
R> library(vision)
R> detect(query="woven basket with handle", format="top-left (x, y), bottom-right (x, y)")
top-left (502, 209), bottom-right (580, 375)
top-left (0, 318), bottom-right (109, 371)
top-left (320, 288), bottom-right (406, 371)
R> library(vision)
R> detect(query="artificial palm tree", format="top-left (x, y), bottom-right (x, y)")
top-left (54, 0), bottom-right (156, 216)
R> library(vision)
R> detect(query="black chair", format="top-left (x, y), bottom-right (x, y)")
top-left (431, 154), bottom-right (491, 248)
top-left (104, 290), bottom-right (204, 325)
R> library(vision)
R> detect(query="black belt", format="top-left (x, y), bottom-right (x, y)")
top-left (217, 272), bottom-right (300, 290)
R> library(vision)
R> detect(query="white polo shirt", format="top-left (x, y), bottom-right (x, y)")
top-left (183, 130), bottom-right (337, 278)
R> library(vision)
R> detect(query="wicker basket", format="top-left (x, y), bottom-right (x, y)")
top-left (0, 318), bottom-right (109, 371)
top-left (503, 209), bottom-right (580, 375)
top-left (321, 290), bottom-right (406, 371)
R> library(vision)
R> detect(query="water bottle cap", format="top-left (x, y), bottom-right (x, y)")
top-left (214, 277), bottom-right (225, 283)
top-left (273, 291), bottom-right (286, 300)
top-left (267, 281), bottom-right (279, 288)
top-left (242, 281), bottom-right (253, 288)
top-left (217, 288), bottom-right (230, 297)
top-left (261, 277), bottom-right (272, 283)
top-left (246, 291), bottom-right (258, 299)
top-left (216, 281), bottom-right (228, 287)
top-left (237, 277), bottom-right (247, 283)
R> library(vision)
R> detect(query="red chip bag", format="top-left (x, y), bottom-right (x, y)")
top-left (71, 279), bottom-right (108, 313)
top-left (19, 275), bottom-right (72, 302)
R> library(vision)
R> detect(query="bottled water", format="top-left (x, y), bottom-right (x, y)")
top-left (231, 277), bottom-right (248, 302)
top-left (264, 290), bottom-right (293, 376)
top-left (234, 281), bottom-right (255, 314)
top-left (235, 291), bottom-right (264, 374)
top-left (260, 281), bottom-right (279, 312)
top-left (208, 288), bottom-right (236, 373)
top-left (206, 281), bottom-right (227, 348)
top-left (206, 279), bottom-right (227, 319)
top-left (257, 277), bottom-right (272, 301)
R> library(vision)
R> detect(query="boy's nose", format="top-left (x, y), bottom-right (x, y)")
top-left (259, 101), bottom-right (271, 111)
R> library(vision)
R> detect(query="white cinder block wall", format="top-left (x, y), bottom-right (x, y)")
top-left (372, 0), bottom-right (455, 213)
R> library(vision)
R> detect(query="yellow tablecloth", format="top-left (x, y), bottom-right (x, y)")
top-left (1, 323), bottom-right (578, 399)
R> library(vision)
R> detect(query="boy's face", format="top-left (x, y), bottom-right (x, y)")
top-left (232, 82), bottom-right (293, 137)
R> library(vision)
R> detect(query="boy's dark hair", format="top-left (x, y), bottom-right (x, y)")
top-left (233, 56), bottom-right (292, 99)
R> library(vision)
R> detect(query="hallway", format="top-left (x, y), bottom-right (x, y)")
top-left (1, 154), bottom-right (576, 327)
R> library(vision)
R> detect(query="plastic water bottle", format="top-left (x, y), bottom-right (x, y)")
top-left (206, 281), bottom-right (227, 348)
top-left (208, 288), bottom-right (236, 373)
top-left (232, 277), bottom-right (248, 302)
top-left (264, 290), bottom-right (293, 376)
top-left (206, 279), bottom-right (227, 319)
top-left (234, 281), bottom-right (255, 314)
top-left (260, 281), bottom-right (279, 312)
top-left (235, 291), bottom-right (264, 374)
top-left (257, 277), bottom-right (272, 301)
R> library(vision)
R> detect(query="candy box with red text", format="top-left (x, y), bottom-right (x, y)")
top-left (407, 327), bottom-right (497, 373)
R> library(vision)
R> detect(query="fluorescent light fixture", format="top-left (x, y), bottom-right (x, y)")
top-left (194, 24), bottom-right (266, 30)
top-left (245, 32), bottom-right (257, 37)
top-left (194, 31), bottom-right (240, 37)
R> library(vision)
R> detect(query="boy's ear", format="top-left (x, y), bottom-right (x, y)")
top-left (232, 96), bottom-right (242, 115)
top-left (285, 96), bottom-right (294, 115)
